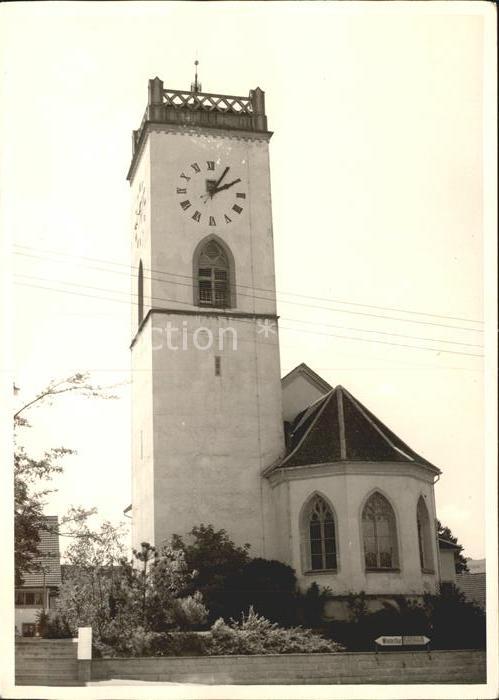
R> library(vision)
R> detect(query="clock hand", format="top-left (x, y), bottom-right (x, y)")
top-left (212, 166), bottom-right (230, 191)
top-left (211, 178), bottom-right (241, 195)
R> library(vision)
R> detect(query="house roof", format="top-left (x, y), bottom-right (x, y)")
top-left (438, 537), bottom-right (461, 550)
top-left (269, 385), bottom-right (440, 473)
top-left (281, 363), bottom-right (333, 394)
top-left (19, 516), bottom-right (62, 588)
top-left (456, 572), bottom-right (486, 610)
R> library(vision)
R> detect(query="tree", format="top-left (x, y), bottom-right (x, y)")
top-left (56, 534), bottom-right (207, 651)
top-left (172, 524), bottom-right (251, 623)
top-left (173, 526), bottom-right (301, 626)
top-left (437, 520), bottom-right (469, 573)
top-left (14, 373), bottom-right (119, 585)
top-left (233, 558), bottom-right (298, 626)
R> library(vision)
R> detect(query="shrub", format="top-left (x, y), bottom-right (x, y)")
top-left (424, 586), bottom-right (486, 649)
top-left (233, 558), bottom-right (299, 626)
top-left (324, 589), bottom-right (486, 651)
top-left (297, 582), bottom-right (331, 628)
top-left (36, 610), bottom-right (73, 639)
top-left (207, 607), bottom-right (344, 655)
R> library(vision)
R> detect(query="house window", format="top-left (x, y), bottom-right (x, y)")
top-left (305, 495), bottom-right (337, 571)
top-left (417, 496), bottom-right (434, 572)
top-left (362, 492), bottom-right (399, 570)
top-left (15, 590), bottom-right (44, 606)
top-left (138, 260), bottom-right (144, 325)
top-left (195, 239), bottom-right (232, 308)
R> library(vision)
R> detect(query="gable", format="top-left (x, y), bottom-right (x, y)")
top-left (281, 363), bottom-right (332, 423)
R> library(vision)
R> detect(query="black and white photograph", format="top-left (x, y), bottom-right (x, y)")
top-left (1, 1), bottom-right (497, 698)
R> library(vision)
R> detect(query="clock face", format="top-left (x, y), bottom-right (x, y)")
top-left (176, 159), bottom-right (246, 226)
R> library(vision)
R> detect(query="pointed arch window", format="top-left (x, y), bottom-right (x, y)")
top-left (417, 496), bottom-right (434, 572)
top-left (138, 260), bottom-right (144, 325)
top-left (196, 239), bottom-right (231, 308)
top-left (303, 495), bottom-right (337, 571)
top-left (362, 492), bottom-right (399, 570)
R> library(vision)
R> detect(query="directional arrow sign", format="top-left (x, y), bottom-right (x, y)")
top-left (375, 635), bottom-right (430, 646)
top-left (403, 635), bottom-right (430, 646)
top-left (375, 636), bottom-right (402, 646)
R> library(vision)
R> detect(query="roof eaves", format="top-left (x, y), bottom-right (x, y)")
top-left (438, 537), bottom-right (461, 550)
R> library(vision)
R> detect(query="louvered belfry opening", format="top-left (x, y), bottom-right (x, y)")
top-left (197, 240), bottom-right (230, 308)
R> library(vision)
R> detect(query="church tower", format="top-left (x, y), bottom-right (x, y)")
top-left (128, 74), bottom-right (285, 555)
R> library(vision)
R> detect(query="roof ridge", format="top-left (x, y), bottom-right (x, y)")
top-left (281, 363), bottom-right (333, 393)
top-left (280, 388), bottom-right (337, 468)
top-left (342, 388), bottom-right (415, 462)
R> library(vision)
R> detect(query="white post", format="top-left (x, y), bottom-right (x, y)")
top-left (77, 627), bottom-right (92, 682)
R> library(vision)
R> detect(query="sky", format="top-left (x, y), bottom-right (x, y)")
top-left (1, 2), bottom-right (496, 561)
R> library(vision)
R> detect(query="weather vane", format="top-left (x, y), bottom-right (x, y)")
top-left (191, 59), bottom-right (202, 94)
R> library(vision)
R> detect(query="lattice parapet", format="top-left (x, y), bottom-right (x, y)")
top-left (131, 77), bottom-right (268, 162)
top-left (163, 89), bottom-right (254, 114)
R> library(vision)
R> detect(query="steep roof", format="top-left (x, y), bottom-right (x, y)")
top-left (271, 385), bottom-right (440, 473)
top-left (281, 363), bottom-right (333, 394)
top-left (438, 537), bottom-right (461, 551)
top-left (19, 516), bottom-right (62, 588)
top-left (456, 572), bottom-right (486, 610)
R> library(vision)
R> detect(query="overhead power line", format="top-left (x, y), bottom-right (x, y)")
top-left (14, 271), bottom-right (484, 349)
top-left (14, 278), bottom-right (484, 359)
top-left (14, 246), bottom-right (484, 333)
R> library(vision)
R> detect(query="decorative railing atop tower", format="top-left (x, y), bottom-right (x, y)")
top-left (131, 77), bottom-right (268, 161)
top-left (163, 88), bottom-right (254, 115)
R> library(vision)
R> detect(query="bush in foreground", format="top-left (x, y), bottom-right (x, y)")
top-left (207, 608), bottom-right (345, 655)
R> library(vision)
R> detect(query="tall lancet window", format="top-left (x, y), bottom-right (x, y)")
top-left (138, 260), bottom-right (144, 325)
top-left (196, 239), bottom-right (231, 308)
top-left (362, 492), bottom-right (399, 570)
top-left (417, 496), bottom-right (434, 572)
top-left (303, 495), bottom-right (337, 571)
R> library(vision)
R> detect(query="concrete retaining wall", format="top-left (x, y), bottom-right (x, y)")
top-left (92, 649), bottom-right (486, 685)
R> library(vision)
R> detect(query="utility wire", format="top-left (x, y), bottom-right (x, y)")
top-left (14, 248), bottom-right (484, 333)
top-left (14, 271), bottom-right (484, 349)
top-left (13, 243), bottom-right (483, 327)
top-left (14, 279), bottom-right (484, 359)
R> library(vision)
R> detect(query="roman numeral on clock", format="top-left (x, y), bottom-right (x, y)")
top-left (192, 210), bottom-right (201, 222)
top-left (232, 204), bottom-right (243, 214)
top-left (236, 192), bottom-right (246, 199)
top-left (191, 162), bottom-right (201, 173)
top-left (209, 216), bottom-right (216, 227)
top-left (180, 173), bottom-right (191, 182)
top-left (207, 161), bottom-right (215, 171)
top-left (176, 188), bottom-right (187, 195)
top-left (224, 214), bottom-right (232, 224)
top-left (180, 200), bottom-right (191, 210)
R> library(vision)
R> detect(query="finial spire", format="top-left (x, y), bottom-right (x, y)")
top-left (191, 59), bottom-right (202, 94)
